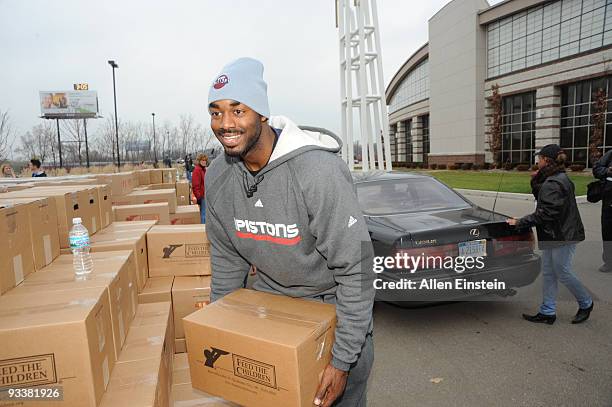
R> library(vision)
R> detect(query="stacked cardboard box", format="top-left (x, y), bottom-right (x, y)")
top-left (169, 205), bottom-right (200, 225)
top-left (0, 197), bottom-right (60, 272)
top-left (171, 276), bottom-right (211, 353)
top-left (184, 289), bottom-right (337, 407)
top-left (0, 201), bottom-right (36, 294)
top-left (175, 181), bottom-right (190, 206)
top-left (113, 202), bottom-right (171, 225)
top-left (113, 189), bottom-right (177, 214)
top-left (146, 225), bottom-right (210, 277)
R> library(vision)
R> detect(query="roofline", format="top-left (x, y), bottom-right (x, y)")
top-left (478, 0), bottom-right (549, 25)
top-left (385, 43), bottom-right (429, 104)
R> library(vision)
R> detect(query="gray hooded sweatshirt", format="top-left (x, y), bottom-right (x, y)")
top-left (205, 115), bottom-right (375, 371)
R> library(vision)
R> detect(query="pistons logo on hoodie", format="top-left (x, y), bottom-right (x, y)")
top-left (234, 218), bottom-right (301, 246)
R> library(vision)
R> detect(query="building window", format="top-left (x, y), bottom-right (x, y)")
top-left (422, 115), bottom-right (430, 164)
top-left (560, 76), bottom-right (612, 165)
top-left (487, 0), bottom-right (609, 78)
top-left (389, 59), bottom-right (429, 114)
top-left (501, 92), bottom-right (536, 164)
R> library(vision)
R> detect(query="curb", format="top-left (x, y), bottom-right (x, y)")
top-left (456, 188), bottom-right (588, 204)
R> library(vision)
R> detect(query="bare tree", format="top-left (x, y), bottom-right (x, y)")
top-left (17, 122), bottom-right (57, 164)
top-left (61, 119), bottom-right (85, 165)
top-left (0, 110), bottom-right (14, 162)
top-left (94, 115), bottom-right (120, 163)
top-left (178, 114), bottom-right (195, 157)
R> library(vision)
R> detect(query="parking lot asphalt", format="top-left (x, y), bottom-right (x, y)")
top-left (368, 193), bottom-right (612, 407)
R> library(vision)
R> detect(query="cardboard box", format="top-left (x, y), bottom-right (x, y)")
top-left (113, 203), bottom-right (170, 225)
top-left (145, 183), bottom-right (171, 190)
top-left (162, 168), bottom-right (177, 184)
top-left (2, 188), bottom-right (90, 249)
top-left (137, 169), bottom-right (151, 186)
top-left (89, 230), bottom-right (149, 292)
top-left (33, 186), bottom-right (102, 235)
top-left (93, 184), bottom-right (113, 229)
top-left (0, 182), bottom-right (34, 192)
top-left (0, 287), bottom-right (116, 407)
top-left (172, 276), bottom-right (211, 339)
top-left (131, 301), bottom-right (173, 328)
top-left (138, 276), bottom-right (174, 304)
top-left (115, 189), bottom-right (177, 214)
top-left (171, 383), bottom-right (239, 407)
top-left (103, 220), bottom-right (158, 233)
top-left (119, 302), bottom-right (173, 363)
top-left (184, 289), bottom-right (336, 407)
top-left (173, 353), bottom-right (190, 384)
top-left (0, 197), bottom-right (60, 271)
top-left (0, 202), bottom-right (35, 294)
top-left (176, 181), bottom-right (190, 206)
top-left (94, 172), bottom-right (134, 197)
top-left (146, 225), bottom-right (210, 277)
top-left (175, 338), bottom-right (186, 354)
top-left (169, 205), bottom-right (200, 225)
top-left (99, 357), bottom-right (167, 407)
top-left (150, 169), bottom-right (163, 184)
top-left (14, 251), bottom-right (138, 360)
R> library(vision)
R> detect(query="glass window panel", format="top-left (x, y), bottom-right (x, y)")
top-left (561, 128), bottom-right (574, 147)
top-left (577, 115), bottom-right (590, 125)
top-left (526, 53), bottom-right (542, 67)
top-left (542, 47), bottom-right (560, 62)
top-left (542, 24), bottom-right (561, 49)
top-left (603, 30), bottom-right (612, 45)
top-left (513, 13), bottom-right (527, 39)
top-left (582, 0), bottom-right (606, 13)
top-left (499, 42), bottom-right (512, 64)
top-left (561, 0), bottom-right (582, 21)
top-left (560, 41), bottom-right (580, 57)
top-left (606, 5), bottom-right (612, 31)
top-left (560, 16), bottom-right (581, 45)
top-left (527, 7), bottom-right (543, 34)
top-left (488, 47), bottom-right (499, 67)
top-left (488, 28), bottom-right (499, 49)
top-left (511, 151), bottom-right (521, 162)
top-left (581, 10), bottom-right (606, 38)
top-left (580, 34), bottom-right (603, 51)
top-left (574, 126), bottom-right (589, 146)
top-left (503, 134), bottom-right (511, 149)
top-left (521, 150), bottom-right (533, 163)
top-left (574, 148), bottom-right (588, 163)
top-left (523, 93), bottom-right (534, 111)
top-left (605, 124), bottom-right (612, 146)
top-left (499, 62), bottom-right (512, 75)
top-left (561, 117), bottom-right (574, 127)
top-left (543, 2), bottom-right (562, 28)
top-left (512, 58), bottom-right (526, 70)
top-left (499, 18), bottom-right (513, 44)
top-left (513, 35), bottom-right (527, 59)
top-left (513, 96), bottom-right (522, 113)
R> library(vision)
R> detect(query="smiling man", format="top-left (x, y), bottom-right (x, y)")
top-left (204, 57), bottom-right (375, 407)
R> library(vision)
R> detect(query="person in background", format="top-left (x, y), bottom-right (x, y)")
top-left (29, 159), bottom-right (47, 177)
top-left (185, 153), bottom-right (194, 182)
top-left (192, 153), bottom-right (208, 223)
top-left (1, 163), bottom-right (16, 178)
top-left (507, 144), bottom-right (593, 325)
top-left (592, 148), bottom-right (612, 273)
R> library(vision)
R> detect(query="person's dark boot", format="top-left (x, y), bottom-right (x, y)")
top-left (522, 313), bottom-right (556, 325)
top-left (598, 264), bottom-right (612, 273)
top-left (571, 302), bottom-right (594, 324)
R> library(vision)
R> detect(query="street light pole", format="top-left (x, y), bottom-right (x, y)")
top-left (108, 60), bottom-right (120, 169)
top-left (151, 113), bottom-right (158, 166)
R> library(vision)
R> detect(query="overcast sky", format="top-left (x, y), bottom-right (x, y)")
top-left (0, 0), bottom-right (499, 153)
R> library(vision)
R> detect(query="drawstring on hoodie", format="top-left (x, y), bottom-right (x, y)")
top-left (243, 172), bottom-right (265, 198)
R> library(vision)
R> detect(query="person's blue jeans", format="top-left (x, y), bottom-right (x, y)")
top-left (539, 243), bottom-right (592, 315)
top-left (198, 198), bottom-right (206, 224)
top-left (186, 171), bottom-right (192, 182)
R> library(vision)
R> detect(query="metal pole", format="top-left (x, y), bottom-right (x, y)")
top-left (111, 66), bottom-right (120, 169)
top-left (83, 118), bottom-right (90, 168)
top-left (152, 113), bottom-right (157, 165)
top-left (56, 118), bottom-right (63, 169)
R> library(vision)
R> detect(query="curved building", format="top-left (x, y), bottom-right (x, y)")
top-left (386, 0), bottom-right (612, 167)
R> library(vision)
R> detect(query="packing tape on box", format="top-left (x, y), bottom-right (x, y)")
top-left (21, 272), bottom-right (118, 286)
top-left (215, 297), bottom-right (332, 337)
top-left (0, 298), bottom-right (99, 317)
top-left (124, 335), bottom-right (165, 348)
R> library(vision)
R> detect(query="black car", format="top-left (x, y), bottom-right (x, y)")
top-left (352, 171), bottom-right (540, 303)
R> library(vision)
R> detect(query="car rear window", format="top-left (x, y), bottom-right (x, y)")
top-left (355, 178), bottom-right (470, 215)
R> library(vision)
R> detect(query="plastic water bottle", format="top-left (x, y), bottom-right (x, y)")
top-left (69, 217), bottom-right (94, 275)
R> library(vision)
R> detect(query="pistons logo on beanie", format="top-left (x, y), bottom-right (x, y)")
top-left (213, 74), bottom-right (229, 89)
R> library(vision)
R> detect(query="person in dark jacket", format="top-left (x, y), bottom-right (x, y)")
top-left (28, 159), bottom-right (47, 177)
top-left (184, 154), bottom-right (194, 182)
top-left (507, 144), bottom-right (593, 324)
top-left (192, 153), bottom-right (207, 223)
top-left (592, 149), bottom-right (612, 273)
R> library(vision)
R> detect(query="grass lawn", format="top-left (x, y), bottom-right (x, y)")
top-left (395, 169), bottom-right (593, 196)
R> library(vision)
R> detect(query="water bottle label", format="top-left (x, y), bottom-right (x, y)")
top-left (69, 235), bottom-right (90, 249)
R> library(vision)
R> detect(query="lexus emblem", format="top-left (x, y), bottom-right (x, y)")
top-left (469, 228), bottom-right (480, 237)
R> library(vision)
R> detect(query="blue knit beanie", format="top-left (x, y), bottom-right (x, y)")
top-left (208, 57), bottom-right (270, 118)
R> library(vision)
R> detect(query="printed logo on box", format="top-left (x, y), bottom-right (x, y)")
top-left (162, 244), bottom-right (183, 259)
top-left (232, 354), bottom-right (277, 389)
top-left (185, 243), bottom-right (210, 258)
top-left (203, 347), bottom-right (230, 368)
top-left (0, 354), bottom-right (57, 389)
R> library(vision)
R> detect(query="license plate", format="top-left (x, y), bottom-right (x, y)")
top-left (458, 239), bottom-right (487, 257)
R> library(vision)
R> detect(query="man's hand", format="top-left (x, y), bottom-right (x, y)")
top-left (506, 218), bottom-right (517, 226)
top-left (314, 363), bottom-right (348, 407)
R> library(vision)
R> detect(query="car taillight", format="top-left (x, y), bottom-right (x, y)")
top-left (394, 244), bottom-right (459, 271)
top-left (492, 231), bottom-right (535, 256)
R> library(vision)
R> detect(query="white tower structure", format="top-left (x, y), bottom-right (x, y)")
top-left (336, 0), bottom-right (392, 171)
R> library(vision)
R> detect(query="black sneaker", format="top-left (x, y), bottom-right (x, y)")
top-left (571, 302), bottom-right (594, 324)
top-left (522, 313), bottom-right (556, 325)
top-left (598, 264), bottom-right (612, 273)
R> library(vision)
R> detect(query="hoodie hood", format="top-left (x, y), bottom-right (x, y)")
top-left (267, 116), bottom-right (342, 166)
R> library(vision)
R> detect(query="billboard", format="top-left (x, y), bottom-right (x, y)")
top-left (39, 91), bottom-right (98, 118)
